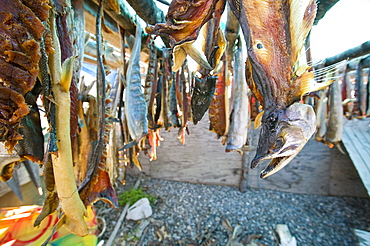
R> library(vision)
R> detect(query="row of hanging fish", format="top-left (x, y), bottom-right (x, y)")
top-left (147, 0), bottom-right (329, 179)
top-left (0, 0), bottom-right (355, 239)
top-left (313, 55), bottom-right (370, 151)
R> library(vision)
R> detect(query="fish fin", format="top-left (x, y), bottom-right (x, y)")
top-left (181, 42), bottom-right (212, 70)
top-left (132, 155), bottom-right (142, 171)
top-left (172, 46), bottom-right (187, 72)
top-left (34, 192), bottom-right (59, 226)
top-left (214, 27), bottom-right (227, 69)
top-left (298, 71), bottom-right (332, 97)
top-left (60, 56), bottom-right (75, 92)
top-left (119, 140), bottom-right (138, 150)
top-left (254, 110), bottom-right (264, 129)
top-left (290, 0), bottom-right (317, 67)
top-left (79, 169), bottom-right (118, 208)
top-left (335, 143), bottom-right (346, 155)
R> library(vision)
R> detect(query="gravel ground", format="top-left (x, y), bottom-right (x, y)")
top-left (95, 174), bottom-right (370, 246)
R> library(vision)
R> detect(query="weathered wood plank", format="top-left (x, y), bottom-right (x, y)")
top-left (136, 113), bottom-right (243, 187)
top-left (342, 118), bottom-right (370, 196)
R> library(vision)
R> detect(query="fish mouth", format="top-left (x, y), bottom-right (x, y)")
top-left (251, 148), bottom-right (301, 179)
top-left (251, 103), bottom-right (316, 178)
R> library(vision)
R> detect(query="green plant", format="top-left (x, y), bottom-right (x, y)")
top-left (118, 188), bottom-right (157, 207)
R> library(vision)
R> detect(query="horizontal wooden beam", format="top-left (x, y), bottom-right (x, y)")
top-left (320, 40), bottom-right (370, 67)
top-left (126, 0), bottom-right (170, 47)
top-left (83, 0), bottom-right (163, 56)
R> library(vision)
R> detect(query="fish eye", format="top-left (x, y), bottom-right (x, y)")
top-left (266, 115), bottom-right (278, 129)
top-left (256, 43), bottom-right (263, 49)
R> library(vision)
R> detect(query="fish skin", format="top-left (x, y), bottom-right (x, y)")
top-left (39, 37), bottom-right (58, 154)
top-left (169, 71), bottom-right (180, 127)
top-left (34, 154), bottom-right (59, 227)
top-left (228, 0), bottom-right (319, 177)
top-left (209, 55), bottom-right (229, 141)
top-left (354, 59), bottom-right (367, 117)
top-left (367, 66), bottom-right (370, 116)
top-left (15, 80), bottom-right (44, 163)
top-left (225, 5), bottom-right (240, 70)
top-left (191, 75), bottom-right (217, 125)
top-left (54, 1), bottom-right (79, 149)
top-left (146, 0), bottom-right (223, 46)
top-left (161, 48), bottom-right (172, 130)
top-left (124, 24), bottom-right (148, 144)
top-left (325, 78), bottom-right (343, 147)
top-left (144, 39), bottom-right (158, 129)
top-left (314, 88), bottom-right (328, 142)
top-left (341, 64), bottom-right (354, 118)
top-left (226, 41), bottom-right (250, 153)
top-left (74, 100), bottom-right (92, 185)
top-left (178, 63), bottom-right (191, 144)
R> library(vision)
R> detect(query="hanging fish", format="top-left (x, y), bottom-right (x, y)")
top-left (178, 63), bottom-right (191, 144)
top-left (0, 0), bottom-right (49, 152)
top-left (34, 25), bottom-right (59, 229)
top-left (325, 77), bottom-right (344, 151)
top-left (191, 16), bottom-right (226, 124)
top-left (209, 54), bottom-right (229, 144)
top-left (199, 4), bottom-right (227, 74)
top-left (76, 1), bottom-right (118, 237)
top-left (169, 69), bottom-right (181, 128)
top-left (122, 23), bottom-right (148, 149)
top-left (314, 88), bottom-right (328, 142)
top-left (353, 58), bottom-right (367, 117)
top-left (106, 73), bottom-right (123, 184)
top-left (146, 0), bottom-right (226, 71)
top-left (34, 154), bottom-right (59, 227)
top-left (144, 38), bottom-right (159, 129)
top-left (341, 64), bottom-right (354, 118)
top-left (75, 97), bottom-right (92, 185)
top-left (226, 39), bottom-right (250, 154)
top-left (191, 75), bottom-right (217, 124)
top-left (15, 80), bottom-right (44, 163)
top-left (228, 0), bottom-right (331, 178)
top-left (46, 6), bottom-right (88, 235)
top-left (159, 48), bottom-right (172, 130)
top-left (225, 5), bottom-right (240, 70)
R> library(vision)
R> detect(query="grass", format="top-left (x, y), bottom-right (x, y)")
top-left (118, 187), bottom-right (157, 207)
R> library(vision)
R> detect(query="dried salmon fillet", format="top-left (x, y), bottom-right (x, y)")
top-left (0, 0), bottom-right (49, 151)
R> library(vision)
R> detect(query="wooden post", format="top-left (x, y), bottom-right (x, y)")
top-left (239, 150), bottom-right (248, 193)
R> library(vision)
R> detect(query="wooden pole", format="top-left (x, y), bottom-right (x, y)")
top-left (239, 151), bottom-right (248, 193)
top-left (319, 40), bottom-right (370, 67)
top-left (125, 0), bottom-right (169, 46)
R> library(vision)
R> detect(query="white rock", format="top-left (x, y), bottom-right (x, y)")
top-left (276, 224), bottom-right (297, 246)
top-left (126, 198), bottom-right (153, 221)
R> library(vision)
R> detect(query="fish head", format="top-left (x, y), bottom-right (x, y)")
top-left (251, 103), bottom-right (316, 178)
